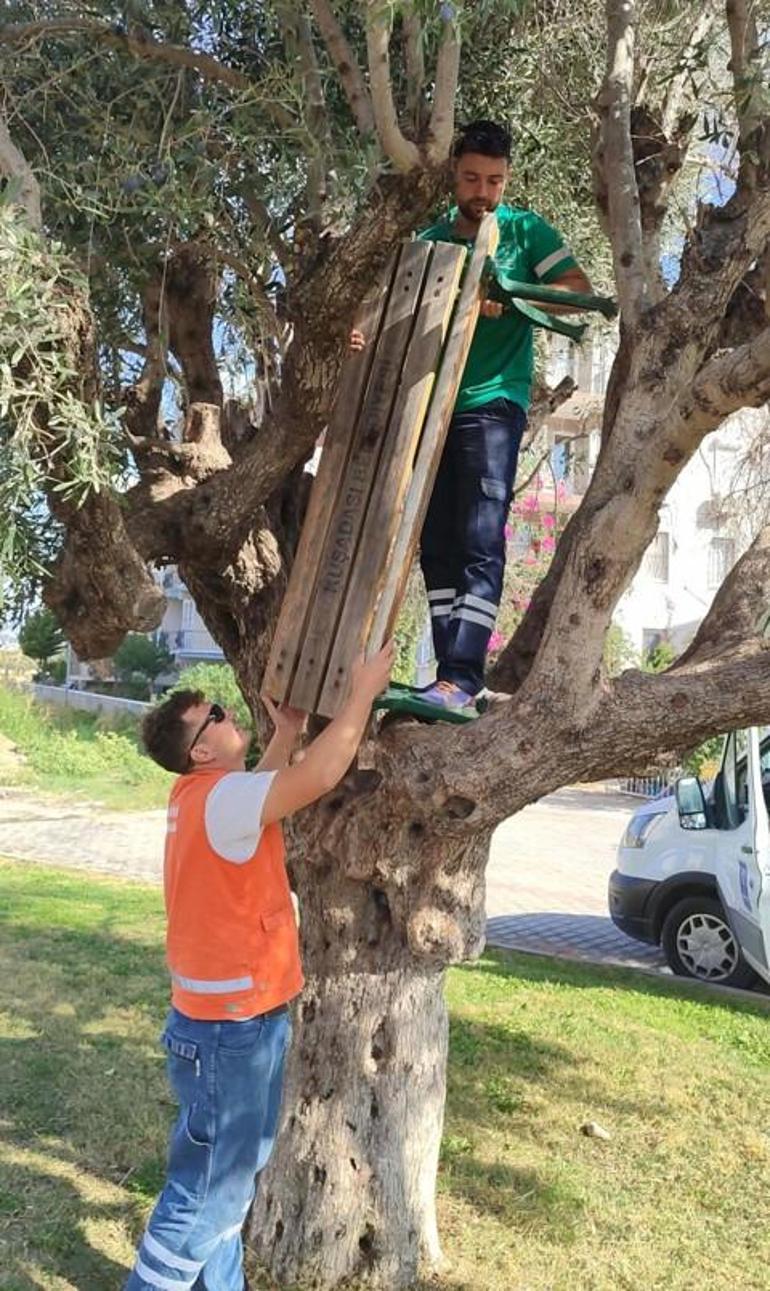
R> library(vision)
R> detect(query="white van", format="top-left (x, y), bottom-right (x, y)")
top-left (609, 726), bottom-right (770, 990)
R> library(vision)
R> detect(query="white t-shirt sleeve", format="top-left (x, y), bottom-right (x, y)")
top-left (204, 771), bottom-right (277, 863)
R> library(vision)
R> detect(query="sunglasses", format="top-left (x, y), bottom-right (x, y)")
top-left (187, 702), bottom-right (226, 768)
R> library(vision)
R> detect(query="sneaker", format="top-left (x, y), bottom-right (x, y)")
top-left (418, 680), bottom-right (477, 710)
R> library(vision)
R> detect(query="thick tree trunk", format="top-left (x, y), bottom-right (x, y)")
top-left (248, 796), bottom-right (491, 1288)
top-left (252, 965), bottom-right (448, 1288)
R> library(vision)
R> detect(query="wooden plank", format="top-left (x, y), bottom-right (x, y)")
top-left (367, 213), bottom-right (500, 650)
top-left (261, 265), bottom-right (394, 703)
top-left (317, 240), bottom-right (466, 716)
top-left (288, 240), bottom-right (432, 712)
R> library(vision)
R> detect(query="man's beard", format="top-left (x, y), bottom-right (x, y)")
top-left (457, 198), bottom-right (498, 224)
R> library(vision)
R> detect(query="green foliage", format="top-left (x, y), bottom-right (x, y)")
top-left (0, 685), bottom-right (172, 807)
top-left (18, 608), bottom-right (65, 672)
top-left (170, 661), bottom-right (251, 729)
top-left (47, 657), bottom-right (67, 685)
top-left (0, 208), bottom-right (120, 594)
top-left (682, 734), bottom-right (725, 778)
top-left (114, 633), bottom-right (174, 685)
top-left (603, 623), bottom-right (639, 677)
top-left (643, 641), bottom-right (678, 673)
top-left (392, 565), bottom-right (429, 684)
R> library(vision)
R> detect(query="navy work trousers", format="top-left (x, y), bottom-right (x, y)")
top-left (420, 397), bottom-right (526, 696)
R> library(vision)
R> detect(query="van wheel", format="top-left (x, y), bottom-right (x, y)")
top-left (661, 897), bottom-right (758, 989)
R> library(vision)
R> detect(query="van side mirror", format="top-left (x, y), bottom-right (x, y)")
top-left (675, 775), bottom-right (707, 830)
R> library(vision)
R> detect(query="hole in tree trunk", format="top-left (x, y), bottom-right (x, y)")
top-left (370, 1018), bottom-right (391, 1067)
top-left (358, 1223), bottom-right (377, 1267)
top-left (275, 1219), bottom-right (284, 1242)
top-left (443, 795), bottom-right (476, 819)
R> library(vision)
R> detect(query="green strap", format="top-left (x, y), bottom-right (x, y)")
top-left (488, 264), bottom-right (618, 318)
top-left (509, 298), bottom-right (587, 342)
top-left (481, 259), bottom-right (617, 339)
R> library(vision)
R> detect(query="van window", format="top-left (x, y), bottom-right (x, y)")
top-left (724, 730), bottom-right (748, 828)
top-left (761, 728), bottom-right (770, 816)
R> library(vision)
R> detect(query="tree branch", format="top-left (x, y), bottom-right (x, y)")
top-left (240, 190), bottom-right (291, 270)
top-left (384, 638), bottom-right (770, 836)
top-left (0, 19), bottom-right (295, 129)
top-left (674, 522), bottom-right (770, 667)
top-left (599, 0), bottom-right (649, 321)
top-left (661, 8), bottom-right (717, 136)
top-left (308, 0), bottom-right (375, 136)
top-left (0, 113), bottom-right (42, 230)
top-left (402, 6), bottom-right (427, 135)
top-left (425, 6), bottom-right (461, 163)
top-left (726, 0), bottom-right (766, 190)
top-left (677, 324), bottom-right (770, 435)
top-left (366, 0), bottom-right (420, 171)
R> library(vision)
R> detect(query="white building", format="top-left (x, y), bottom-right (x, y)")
top-left (66, 567), bottom-right (223, 688)
top-left (545, 332), bottom-right (767, 660)
top-left (154, 568), bottom-right (224, 665)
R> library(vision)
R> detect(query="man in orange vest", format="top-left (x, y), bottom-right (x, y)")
top-left (124, 643), bottom-right (394, 1291)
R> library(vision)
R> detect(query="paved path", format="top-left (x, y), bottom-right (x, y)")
top-left (486, 786), bottom-right (665, 971)
top-left (0, 783), bottom-right (663, 973)
top-left (0, 788), bottom-right (166, 886)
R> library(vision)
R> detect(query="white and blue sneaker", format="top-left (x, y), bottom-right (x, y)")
top-left (419, 681), bottom-right (478, 711)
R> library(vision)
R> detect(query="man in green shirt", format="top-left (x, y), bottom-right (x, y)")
top-left (353, 119), bottom-right (591, 708)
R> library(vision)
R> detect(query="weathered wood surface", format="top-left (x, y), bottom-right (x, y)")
top-left (264, 214), bottom-right (498, 717)
top-left (261, 268), bottom-right (394, 703)
top-left (317, 241), bottom-right (466, 716)
top-left (288, 240), bottom-right (432, 712)
top-left (368, 214), bottom-right (499, 651)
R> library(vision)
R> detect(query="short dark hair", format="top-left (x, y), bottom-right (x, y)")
top-left (142, 689), bottom-right (204, 774)
top-left (453, 119), bottom-right (512, 162)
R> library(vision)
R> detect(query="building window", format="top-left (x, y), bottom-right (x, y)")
top-left (644, 531), bottom-right (670, 583)
top-left (707, 536), bottom-right (735, 589)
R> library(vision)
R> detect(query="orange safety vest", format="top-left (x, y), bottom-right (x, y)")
top-left (164, 768), bottom-right (303, 1020)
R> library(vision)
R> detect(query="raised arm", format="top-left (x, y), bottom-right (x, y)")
top-left (261, 642), bottom-right (395, 824)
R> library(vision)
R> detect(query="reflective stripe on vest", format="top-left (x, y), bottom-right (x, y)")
top-left (171, 971), bottom-right (254, 994)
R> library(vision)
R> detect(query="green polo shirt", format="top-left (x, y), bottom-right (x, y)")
top-left (419, 203), bottom-right (577, 413)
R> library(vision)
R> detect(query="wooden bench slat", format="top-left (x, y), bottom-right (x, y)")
top-left (261, 265), bottom-right (394, 703)
top-left (317, 241), bottom-right (466, 716)
top-left (368, 214), bottom-right (500, 651)
top-left (288, 239), bottom-right (432, 712)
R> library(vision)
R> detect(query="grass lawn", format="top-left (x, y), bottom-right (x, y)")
top-left (0, 687), bottom-right (172, 811)
top-left (1, 858), bottom-right (769, 1291)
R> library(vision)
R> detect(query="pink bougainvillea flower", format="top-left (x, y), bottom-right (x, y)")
top-left (504, 523), bottom-right (514, 541)
top-left (487, 630), bottom-right (505, 653)
top-left (523, 551), bottom-right (538, 565)
top-left (542, 513), bottom-right (556, 529)
top-left (541, 534), bottom-right (556, 553)
top-left (556, 480), bottom-right (568, 501)
top-left (522, 493), bottom-right (539, 512)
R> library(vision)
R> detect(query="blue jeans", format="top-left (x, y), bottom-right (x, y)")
top-left (420, 398), bottom-right (526, 695)
top-left (125, 1006), bottom-right (291, 1291)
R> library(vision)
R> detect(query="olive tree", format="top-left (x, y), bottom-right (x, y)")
top-left (1, 1), bottom-right (769, 1285)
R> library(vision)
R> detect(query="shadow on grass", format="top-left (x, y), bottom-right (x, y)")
top-left (4, 870), bottom-right (768, 1288)
top-left (0, 907), bottom-right (170, 1288)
